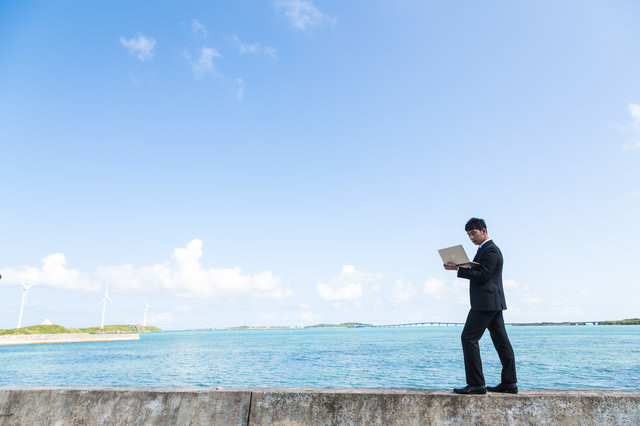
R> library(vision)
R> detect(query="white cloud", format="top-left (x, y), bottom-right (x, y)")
top-left (274, 0), bottom-right (336, 30)
top-left (392, 279), bottom-right (414, 301)
top-left (622, 140), bottom-right (640, 150)
top-left (317, 282), bottom-right (361, 300)
top-left (423, 276), bottom-right (468, 304)
top-left (192, 19), bottom-right (208, 38)
top-left (2, 239), bottom-right (288, 300)
top-left (620, 103), bottom-right (640, 150)
top-left (232, 35), bottom-right (277, 59)
top-left (150, 312), bottom-right (174, 324)
top-left (97, 239), bottom-right (289, 299)
top-left (236, 78), bottom-right (245, 101)
top-left (628, 103), bottom-right (640, 126)
top-left (0, 253), bottom-right (101, 292)
top-left (185, 47), bottom-right (221, 78)
top-left (503, 278), bottom-right (543, 310)
top-left (299, 310), bottom-right (318, 323)
top-left (120, 34), bottom-right (156, 61)
top-left (316, 265), bottom-right (381, 301)
top-left (423, 277), bottom-right (445, 297)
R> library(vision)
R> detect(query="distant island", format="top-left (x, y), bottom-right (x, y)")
top-left (196, 322), bottom-right (374, 331)
top-left (597, 318), bottom-right (640, 325)
top-left (305, 322), bottom-right (372, 328)
top-left (217, 323), bottom-right (372, 330)
top-left (218, 319), bottom-right (640, 330)
top-left (305, 320), bottom-right (640, 328)
top-left (0, 324), bottom-right (163, 336)
top-left (512, 318), bottom-right (640, 326)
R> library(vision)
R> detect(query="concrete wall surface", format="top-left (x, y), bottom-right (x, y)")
top-left (0, 387), bottom-right (638, 426)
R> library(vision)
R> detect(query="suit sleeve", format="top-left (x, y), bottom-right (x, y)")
top-left (457, 246), bottom-right (500, 286)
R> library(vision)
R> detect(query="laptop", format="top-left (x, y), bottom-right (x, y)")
top-left (438, 245), bottom-right (480, 268)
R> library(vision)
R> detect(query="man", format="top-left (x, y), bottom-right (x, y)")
top-left (444, 218), bottom-right (517, 395)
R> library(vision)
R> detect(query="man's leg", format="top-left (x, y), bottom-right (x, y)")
top-left (488, 311), bottom-right (517, 384)
top-left (461, 310), bottom-right (495, 386)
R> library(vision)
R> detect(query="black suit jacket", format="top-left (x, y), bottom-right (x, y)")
top-left (457, 240), bottom-right (507, 311)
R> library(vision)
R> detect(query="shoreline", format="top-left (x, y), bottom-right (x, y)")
top-left (0, 333), bottom-right (140, 346)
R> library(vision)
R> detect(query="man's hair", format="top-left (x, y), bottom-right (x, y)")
top-left (465, 217), bottom-right (487, 232)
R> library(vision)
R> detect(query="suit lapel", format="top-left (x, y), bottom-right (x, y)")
top-left (473, 240), bottom-right (492, 262)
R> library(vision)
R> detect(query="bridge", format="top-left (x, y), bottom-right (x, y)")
top-left (366, 321), bottom-right (606, 328)
top-left (368, 322), bottom-right (465, 328)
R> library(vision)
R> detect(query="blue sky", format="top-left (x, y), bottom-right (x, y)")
top-left (1, 0), bottom-right (639, 330)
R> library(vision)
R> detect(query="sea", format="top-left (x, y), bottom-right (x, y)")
top-left (1, 325), bottom-right (638, 390)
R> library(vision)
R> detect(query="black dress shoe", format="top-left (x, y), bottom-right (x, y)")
top-left (453, 384), bottom-right (487, 395)
top-left (487, 383), bottom-right (518, 394)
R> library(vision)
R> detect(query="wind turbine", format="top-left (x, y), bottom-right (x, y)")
top-left (17, 282), bottom-right (34, 329)
top-left (100, 284), bottom-right (112, 329)
top-left (143, 300), bottom-right (150, 327)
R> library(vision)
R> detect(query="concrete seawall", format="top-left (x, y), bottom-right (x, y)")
top-left (0, 388), bottom-right (638, 425)
top-left (0, 333), bottom-right (139, 345)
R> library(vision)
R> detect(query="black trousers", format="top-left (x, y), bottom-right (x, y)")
top-left (461, 310), bottom-right (517, 386)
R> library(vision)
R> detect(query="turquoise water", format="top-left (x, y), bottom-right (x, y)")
top-left (0, 326), bottom-right (638, 390)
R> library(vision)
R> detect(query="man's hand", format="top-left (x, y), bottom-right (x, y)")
top-left (443, 262), bottom-right (458, 271)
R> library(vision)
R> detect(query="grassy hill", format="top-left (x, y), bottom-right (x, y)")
top-left (598, 318), bottom-right (640, 325)
top-left (0, 324), bottom-right (162, 336)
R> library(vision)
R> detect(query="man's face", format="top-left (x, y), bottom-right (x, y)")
top-left (467, 228), bottom-right (488, 245)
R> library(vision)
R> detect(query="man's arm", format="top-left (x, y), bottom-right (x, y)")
top-left (457, 246), bottom-right (500, 284)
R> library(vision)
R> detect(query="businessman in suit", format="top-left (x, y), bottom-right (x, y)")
top-left (444, 218), bottom-right (517, 395)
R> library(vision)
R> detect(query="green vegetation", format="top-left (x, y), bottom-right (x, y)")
top-left (0, 324), bottom-right (80, 335)
top-left (305, 322), bottom-right (372, 328)
top-left (598, 318), bottom-right (640, 325)
top-left (0, 324), bottom-right (162, 336)
top-left (513, 318), bottom-right (640, 326)
top-left (513, 322), bottom-right (589, 326)
top-left (78, 325), bottom-right (163, 333)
